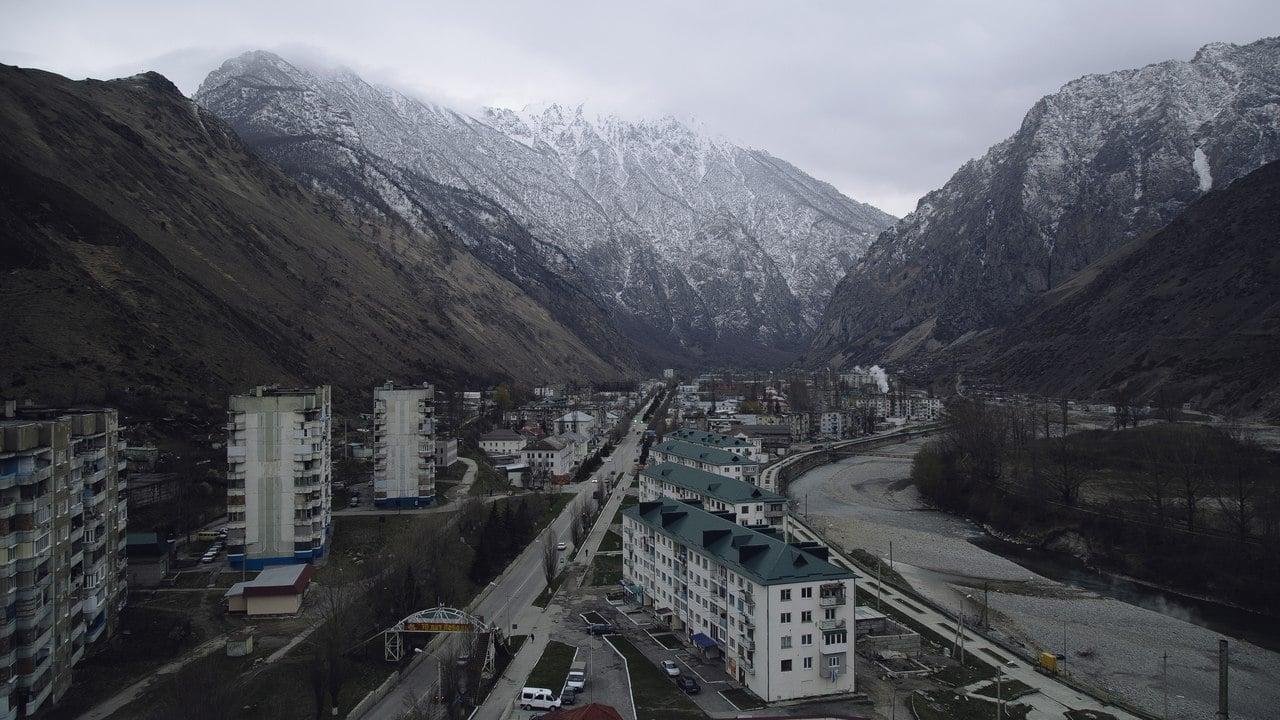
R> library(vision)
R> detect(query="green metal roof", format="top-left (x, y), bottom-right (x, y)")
top-left (623, 499), bottom-right (853, 586)
top-left (653, 438), bottom-right (754, 466)
top-left (669, 428), bottom-right (754, 451)
top-left (642, 462), bottom-right (784, 504)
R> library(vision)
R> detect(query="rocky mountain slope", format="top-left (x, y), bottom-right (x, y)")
top-left (195, 52), bottom-right (895, 363)
top-left (809, 37), bottom-right (1280, 375)
top-left (953, 159), bottom-right (1280, 415)
top-left (0, 64), bottom-right (637, 407)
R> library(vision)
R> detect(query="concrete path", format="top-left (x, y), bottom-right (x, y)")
top-left (446, 456), bottom-right (479, 501)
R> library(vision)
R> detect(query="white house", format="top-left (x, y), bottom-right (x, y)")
top-left (479, 428), bottom-right (527, 456)
top-left (622, 499), bottom-right (856, 701)
top-left (555, 411), bottom-right (595, 436)
top-left (524, 436), bottom-right (574, 480)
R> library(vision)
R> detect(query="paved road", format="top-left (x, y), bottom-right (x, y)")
top-left (359, 404), bottom-right (652, 720)
top-left (446, 456), bottom-right (479, 501)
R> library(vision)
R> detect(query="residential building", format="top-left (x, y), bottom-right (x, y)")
top-left (669, 428), bottom-right (763, 462)
top-left (639, 463), bottom-right (786, 528)
top-left (663, 369), bottom-right (677, 379)
top-left (226, 386), bottom-right (332, 571)
top-left (787, 413), bottom-right (811, 442)
top-left (479, 429), bottom-right (526, 457)
top-left (555, 411), bottom-right (595, 436)
top-left (435, 438), bottom-right (458, 468)
top-left (122, 472), bottom-right (180, 509)
top-left (733, 425), bottom-right (792, 455)
top-left (523, 437), bottom-right (574, 482)
top-left (622, 499), bottom-right (856, 701)
top-left (649, 439), bottom-right (759, 486)
top-left (124, 533), bottom-right (173, 589)
top-left (372, 383), bottom-right (436, 509)
top-left (0, 403), bottom-right (128, 717)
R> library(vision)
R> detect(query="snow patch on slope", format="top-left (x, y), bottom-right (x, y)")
top-left (1193, 147), bottom-right (1214, 191)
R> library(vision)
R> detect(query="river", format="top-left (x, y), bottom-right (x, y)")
top-left (787, 436), bottom-right (1280, 720)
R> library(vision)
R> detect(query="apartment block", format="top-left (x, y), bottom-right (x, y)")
top-left (0, 403), bottom-right (127, 717)
top-left (622, 499), bottom-right (855, 702)
top-left (226, 386), bottom-right (331, 571)
top-left (639, 463), bottom-right (786, 528)
top-left (372, 383), bottom-right (435, 508)
top-left (649, 438), bottom-right (760, 487)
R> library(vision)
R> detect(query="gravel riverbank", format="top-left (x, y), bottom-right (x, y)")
top-left (788, 438), bottom-right (1280, 720)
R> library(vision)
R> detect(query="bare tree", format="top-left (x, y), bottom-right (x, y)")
top-left (1218, 421), bottom-right (1264, 542)
top-left (569, 498), bottom-right (585, 547)
top-left (1047, 438), bottom-right (1088, 506)
top-left (1168, 429), bottom-right (1211, 532)
top-left (1136, 435), bottom-right (1173, 529)
top-left (541, 528), bottom-right (559, 588)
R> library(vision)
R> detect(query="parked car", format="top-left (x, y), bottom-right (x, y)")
top-left (556, 542), bottom-right (567, 551)
top-left (199, 553), bottom-right (216, 564)
top-left (676, 676), bottom-right (700, 694)
top-left (566, 660), bottom-right (587, 690)
top-left (587, 623), bottom-right (618, 636)
top-left (661, 659), bottom-right (681, 677)
top-left (559, 687), bottom-right (578, 705)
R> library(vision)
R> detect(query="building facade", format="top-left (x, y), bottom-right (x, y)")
top-left (523, 437), bottom-right (574, 480)
top-left (226, 386), bottom-right (332, 571)
top-left (648, 439), bottom-right (759, 486)
top-left (554, 411), bottom-right (595, 436)
top-left (0, 404), bottom-right (128, 717)
top-left (638, 463), bottom-right (786, 528)
top-left (372, 383), bottom-right (436, 508)
top-left (479, 429), bottom-right (526, 457)
top-left (622, 499), bottom-right (855, 702)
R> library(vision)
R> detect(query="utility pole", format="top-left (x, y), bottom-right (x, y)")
top-left (982, 581), bottom-right (990, 628)
top-left (889, 540), bottom-right (894, 571)
top-left (1162, 651), bottom-right (1169, 720)
top-left (877, 562), bottom-right (883, 610)
top-left (1217, 639), bottom-right (1229, 720)
top-left (996, 666), bottom-right (1003, 720)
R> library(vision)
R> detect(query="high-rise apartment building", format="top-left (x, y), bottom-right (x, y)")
top-left (0, 402), bottom-right (127, 717)
top-left (371, 383), bottom-right (435, 508)
top-left (226, 386), bottom-right (331, 570)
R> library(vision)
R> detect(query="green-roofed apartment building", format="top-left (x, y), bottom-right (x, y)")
top-left (649, 438), bottom-right (761, 488)
top-left (639, 462), bottom-right (786, 528)
top-left (622, 498), bottom-right (855, 702)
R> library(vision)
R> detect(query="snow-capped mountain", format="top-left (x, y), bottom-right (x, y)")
top-left (195, 52), bottom-right (895, 362)
top-left (808, 37), bottom-right (1280, 370)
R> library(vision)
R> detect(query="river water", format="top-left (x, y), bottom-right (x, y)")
top-left (788, 437), bottom-right (1280, 720)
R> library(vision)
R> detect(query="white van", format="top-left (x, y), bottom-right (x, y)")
top-left (519, 687), bottom-right (561, 711)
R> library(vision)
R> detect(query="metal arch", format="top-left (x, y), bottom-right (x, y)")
top-left (388, 606), bottom-right (490, 634)
top-left (383, 606), bottom-right (493, 662)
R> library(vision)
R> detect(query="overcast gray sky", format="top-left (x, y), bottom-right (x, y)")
top-left (3, 1), bottom-right (1277, 215)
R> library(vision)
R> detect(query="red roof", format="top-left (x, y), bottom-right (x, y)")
top-left (539, 704), bottom-right (625, 720)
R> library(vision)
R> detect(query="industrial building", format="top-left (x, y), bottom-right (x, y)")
top-left (225, 386), bottom-right (332, 570)
top-left (372, 382), bottom-right (436, 508)
top-left (0, 402), bottom-right (128, 717)
top-left (622, 499), bottom-right (856, 702)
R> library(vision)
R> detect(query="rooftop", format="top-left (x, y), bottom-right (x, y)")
top-left (669, 427), bottom-right (754, 450)
top-left (642, 462), bottom-right (783, 504)
top-left (558, 411), bottom-right (595, 422)
top-left (224, 563), bottom-right (314, 598)
top-left (653, 438), bottom-right (753, 466)
top-left (623, 499), bottom-right (853, 586)
top-left (481, 429), bottom-right (524, 441)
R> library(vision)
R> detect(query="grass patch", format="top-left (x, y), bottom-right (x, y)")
top-left (533, 572), bottom-right (567, 608)
top-left (605, 635), bottom-right (705, 720)
top-left (650, 633), bottom-right (682, 650)
top-left (526, 640), bottom-right (576, 691)
top-left (973, 678), bottom-right (1036, 700)
top-left (932, 657), bottom-right (997, 687)
top-left (911, 689), bottom-right (1030, 720)
top-left (437, 460), bottom-right (467, 484)
top-left (434, 480), bottom-right (458, 505)
top-left (848, 547), bottom-right (913, 589)
top-left (720, 687), bottom-right (766, 710)
top-left (980, 647), bottom-right (1011, 665)
top-left (598, 529), bottom-right (623, 553)
top-left (463, 449), bottom-right (510, 496)
top-left (1064, 711), bottom-right (1121, 720)
top-left (590, 554), bottom-right (623, 587)
top-left (611, 493), bottom-right (639, 525)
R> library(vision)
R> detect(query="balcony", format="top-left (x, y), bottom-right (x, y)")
top-left (817, 618), bottom-right (846, 631)
top-left (819, 594), bottom-right (846, 607)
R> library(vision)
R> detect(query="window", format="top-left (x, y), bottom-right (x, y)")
top-left (780, 612), bottom-right (791, 623)
top-left (801, 633), bottom-right (813, 646)
top-left (740, 505), bottom-right (749, 514)
top-left (780, 659), bottom-right (792, 672)
top-left (801, 587), bottom-right (812, 599)
top-left (824, 630), bottom-right (847, 644)
top-left (780, 635), bottom-right (792, 649)
top-left (828, 655), bottom-right (841, 668)
top-left (803, 656), bottom-right (813, 669)
top-left (801, 610), bottom-right (812, 623)
top-left (780, 589), bottom-right (791, 601)
top-left (824, 608), bottom-right (836, 620)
